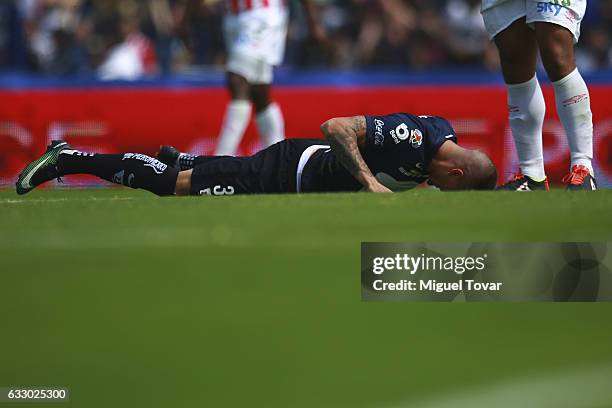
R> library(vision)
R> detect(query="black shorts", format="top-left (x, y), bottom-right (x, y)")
top-left (189, 139), bottom-right (325, 196)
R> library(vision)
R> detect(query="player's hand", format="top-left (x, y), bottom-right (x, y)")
top-left (366, 182), bottom-right (393, 194)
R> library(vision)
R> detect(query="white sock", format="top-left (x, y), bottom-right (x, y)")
top-left (256, 102), bottom-right (285, 148)
top-left (215, 100), bottom-right (252, 156)
top-left (506, 75), bottom-right (547, 181)
top-left (552, 68), bottom-right (594, 175)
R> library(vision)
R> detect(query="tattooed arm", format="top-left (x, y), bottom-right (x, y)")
top-left (320, 116), bottom-right (392, 193)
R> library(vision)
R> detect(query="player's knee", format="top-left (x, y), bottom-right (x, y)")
top-left (251, 95), bottom-right (271, 113)
top-left (540, 49), bottom-right (575, 81)
top-left (536, 27), bottom-right (575, 80)
top-left (250, 85), bottom-right (271, 113)
top-left (227, 73), bottom-right (250, 100)
top-left (252, 98), bottom-right (268, 113)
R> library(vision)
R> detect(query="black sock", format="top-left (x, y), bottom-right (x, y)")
top-left (57, 151), bottom-right (178, 196)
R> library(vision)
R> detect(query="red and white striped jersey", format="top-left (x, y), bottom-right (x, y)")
top-left (226, 0), bottom-right (287, 14)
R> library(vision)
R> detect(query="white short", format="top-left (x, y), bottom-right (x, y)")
top-left (226, 52), bottom-right (274, 85)
top-left (224, 8), bottom-right (289, 84)
top-left (481, 0), bottom-right (586, 43)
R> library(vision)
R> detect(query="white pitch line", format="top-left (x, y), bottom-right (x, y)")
top-left (0, 197), bottom-right (137, 204)
top-left (394, 363), bottom-right (612, 408)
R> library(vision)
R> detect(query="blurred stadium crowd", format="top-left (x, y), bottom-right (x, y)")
top-left (0, 0), bottom-right (611, 79)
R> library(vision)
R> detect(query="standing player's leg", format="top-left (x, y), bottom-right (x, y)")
top-left (249, 7), bottom-right (288, 149)
top-left (215, 72), bottom-right (253, 156)
top-left (251, 83), bottom-right (285, 148)
top-left (532, 7), bottom-right (596, 189)
top-left (493, 17), bottom-right (549, 190)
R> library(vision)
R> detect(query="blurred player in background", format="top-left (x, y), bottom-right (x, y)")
top-left (482, 0), bottom-right (597, 191)
top-left (212, 0), bottom-right (328, 156)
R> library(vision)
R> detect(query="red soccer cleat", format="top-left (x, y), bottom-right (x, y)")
top-left (562, 165), bottom-right (597, 191)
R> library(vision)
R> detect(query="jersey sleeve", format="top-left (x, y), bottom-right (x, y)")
top-left (422, 116), bottom-right (458, 153)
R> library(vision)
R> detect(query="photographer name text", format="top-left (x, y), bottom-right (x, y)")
top-left (370, 253), bottom-right (502, 293)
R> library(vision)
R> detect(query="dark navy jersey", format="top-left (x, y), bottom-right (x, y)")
top-left (300, 113), bottom-right (458, 192)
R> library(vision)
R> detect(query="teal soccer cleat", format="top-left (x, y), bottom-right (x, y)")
top-left (15, 141), bottom-right (73, 195)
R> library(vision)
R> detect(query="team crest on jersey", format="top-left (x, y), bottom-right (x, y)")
top-left (390, 123), bottom-right (409, 144)
top-left (409, 129), bottom-right (423, 148)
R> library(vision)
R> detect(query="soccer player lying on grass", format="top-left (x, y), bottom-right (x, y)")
top-left (16, 113), bottom-right (497, 196)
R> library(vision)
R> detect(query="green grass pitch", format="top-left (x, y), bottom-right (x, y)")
top-left (1, 188), bottom-right (612, 408)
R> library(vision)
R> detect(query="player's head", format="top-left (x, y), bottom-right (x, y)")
top-left (428, 144), bottom-right (498, 191)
